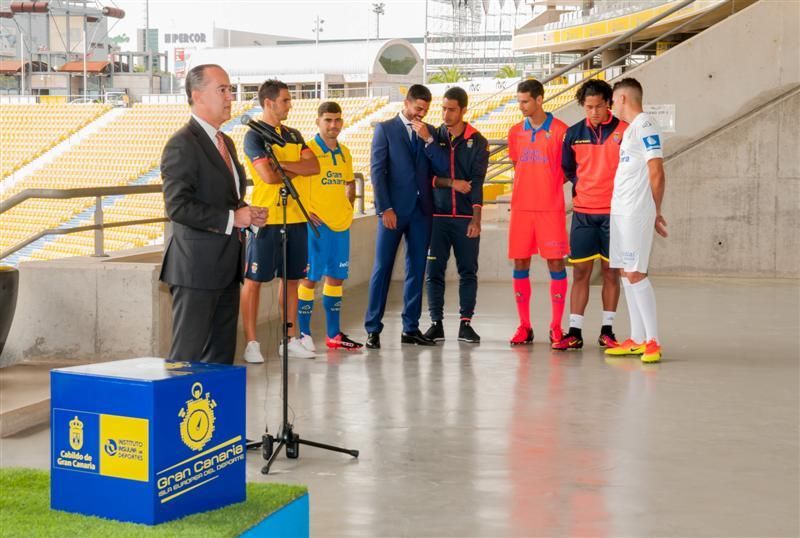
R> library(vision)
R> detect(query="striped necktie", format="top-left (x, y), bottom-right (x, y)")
top-left (215, 131), bottom-right (239, 199)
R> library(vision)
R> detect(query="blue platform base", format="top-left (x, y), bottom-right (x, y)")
top-left (240, 493), bottom-right (310, 538)
top-left (50, 358), bottom-right (246, 525)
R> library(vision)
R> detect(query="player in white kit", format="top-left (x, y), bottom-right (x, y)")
top-left (605, 78), bottom-right (668, 363)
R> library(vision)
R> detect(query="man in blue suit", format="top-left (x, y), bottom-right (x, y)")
top-left (365, 85), bottom-right (448, 349)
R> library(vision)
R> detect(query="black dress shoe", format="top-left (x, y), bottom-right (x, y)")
top-left (366, 332), bottom-right (381, 349)
top-left (401, 330), bottom-right (436, 346)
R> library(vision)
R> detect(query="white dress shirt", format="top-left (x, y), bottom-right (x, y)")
top-left (192, 114), bottom-right (239, 235)
top-left (399, 113), bottom-right (415, 141)
top-left (398, 112), bottom-right (435, 145)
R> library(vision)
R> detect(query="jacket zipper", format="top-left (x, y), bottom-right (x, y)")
top-left (450, 137), bottom-right (459, 216)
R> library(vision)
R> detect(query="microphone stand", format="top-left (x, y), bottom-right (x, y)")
top-left (245, 129), bottom-right (359, 475)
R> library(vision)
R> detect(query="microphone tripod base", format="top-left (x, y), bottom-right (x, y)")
top-left (260, 424), bottom-right (359, 475)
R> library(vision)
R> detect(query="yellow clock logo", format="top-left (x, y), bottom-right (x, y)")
top-left (179, 382), bottom-right (216, 451)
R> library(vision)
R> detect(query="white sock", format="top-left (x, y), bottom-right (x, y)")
top-left (631, 278), bottom-right (659, 344)
top-left (621, 278), bottom-right (646, 343)
top-left (569, 314), bottom-right (584, 330)
top-left (602, 311), bottom-right (616, 327)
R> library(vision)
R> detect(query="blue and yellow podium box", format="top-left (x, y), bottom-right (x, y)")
top-left (50, 358), bottom-right (246, 525)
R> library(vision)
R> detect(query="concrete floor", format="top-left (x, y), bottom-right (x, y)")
top-left (2, 277), bottom-right (798, 537)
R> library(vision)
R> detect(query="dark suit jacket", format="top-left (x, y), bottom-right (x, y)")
top-left (159, 118), bottom-right (247, 290)
top-left (370, 115), bottom-right (448, 218)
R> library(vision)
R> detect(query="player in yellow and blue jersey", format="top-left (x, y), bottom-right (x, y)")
top-left (296, 102), bottom-right (363, 350)
top-left (241, 79), bottom-right (320, 362)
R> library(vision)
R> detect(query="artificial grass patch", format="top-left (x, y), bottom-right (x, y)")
top-left (0, 468), bottom-right (307, 538)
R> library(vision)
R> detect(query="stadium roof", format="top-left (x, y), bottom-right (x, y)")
top-left (0, 60), bottom-right (22, 74)
top-left (58, 61), bottom-right (110, 73)
top-left (186, 38), bottom-right (421, 80)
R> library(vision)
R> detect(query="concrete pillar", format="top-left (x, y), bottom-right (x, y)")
top-left (601, 47), bottom-right (626, 67)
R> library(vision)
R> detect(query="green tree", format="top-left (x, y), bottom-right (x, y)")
top-left (110, 34), bottom-right (130, 45)
top-left (495, 65), bottom-right (520, 79)
top-left (429, 66), bottom-right (463, 84)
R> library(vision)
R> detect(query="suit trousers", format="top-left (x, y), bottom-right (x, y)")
top-left (365, 204), bottom-right (432, 334)
top-left (168, 279), bottom-right (240, 364)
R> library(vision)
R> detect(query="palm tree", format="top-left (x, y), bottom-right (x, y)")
top-left (495, 65), bottom-right (520, 79)
top-left (429, 66), bottom-right (463, 84)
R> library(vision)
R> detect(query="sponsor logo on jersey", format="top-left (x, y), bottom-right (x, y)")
top-left (643, 135), bottom-right (661, 150)
top-left (519, 148), bottom-right (549, 164)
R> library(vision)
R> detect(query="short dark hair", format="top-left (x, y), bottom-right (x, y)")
top-left (406, 84), bottom-right (432, 103)
top-left (258, 79), bottom-right (289, 108)
top-left (576, 79), bottom-right (613, 105)
top-left (612, 77), bottom-right (643, 98)
top-left (317, 101), bottom-right (342, 116)
top-left (185, 64), bottom-right (222, 106)
top-left (517, 79), bottom-right (544, 99)
top-left (443, 86), bottom-right (468, 109)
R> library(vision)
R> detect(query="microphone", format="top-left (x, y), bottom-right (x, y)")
top-left (240, 114), bottom-right (286, 148)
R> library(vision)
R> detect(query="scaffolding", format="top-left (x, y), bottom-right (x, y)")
top-left (425, 0), bottom-right (530, 80)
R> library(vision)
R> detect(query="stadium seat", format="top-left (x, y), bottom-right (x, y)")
top-left (0, 103), bottom-right (109, 177)
top-left (6, 87), bottom-right (580, 262)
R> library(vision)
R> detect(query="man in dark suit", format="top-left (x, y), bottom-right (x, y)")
top-left (364, 84), bottom-right (448, 349)
top-left (160, 64), bottom-right (267, 364)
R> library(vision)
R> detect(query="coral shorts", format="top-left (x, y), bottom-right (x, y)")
top-left (508, 209), bottom-right (568, 260)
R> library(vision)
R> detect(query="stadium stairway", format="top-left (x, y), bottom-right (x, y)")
top-left (0, 360), bottom-right (68, 437)
top-left (547, 0), bottom-right (799, 277)
top-left (553, 0), bottom-right (798, 157)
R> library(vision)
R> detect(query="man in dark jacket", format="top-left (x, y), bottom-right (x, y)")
top-left (422, 87), bottom-right (489, 343)
top-left (160, 64), bottom-right (266, 363)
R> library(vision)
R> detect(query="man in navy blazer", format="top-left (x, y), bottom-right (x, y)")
top-left (364, 85), bottom-right (448, 349)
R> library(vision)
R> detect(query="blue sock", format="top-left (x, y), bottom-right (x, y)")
top-left (298, 284), bottom-right (315, 336)
top-left (323, 284), bottom-right (343, 339)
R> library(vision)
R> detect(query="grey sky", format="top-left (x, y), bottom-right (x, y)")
top-left (109, 0), bottom-right (427, 47)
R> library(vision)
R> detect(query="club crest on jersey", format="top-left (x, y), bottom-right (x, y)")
top-left (467, 139), bottom-right (473, 148)
top-left (613, 132), bottom-right (622, 143)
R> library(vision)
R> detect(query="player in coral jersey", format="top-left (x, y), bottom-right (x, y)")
top-left (506, 79), bottom-right (569, 346)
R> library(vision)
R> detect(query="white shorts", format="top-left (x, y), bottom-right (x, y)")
top-left (609, 214), bottom-right (655, 273)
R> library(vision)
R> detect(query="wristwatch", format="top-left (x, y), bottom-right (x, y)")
top-left (425, 135), bottom-right (434, 145)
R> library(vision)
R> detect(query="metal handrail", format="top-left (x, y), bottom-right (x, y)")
top-left (0, 218), bottom-right (169, 260)
top-left (543, 4), bottom-right (716, 106)
top-left (486, 164), bottom-right (515, 183)
top-left (478, 0), bottom-right (716, 181)
top-left (1, 174), bottom-right (367, 261)
top-left (469, 0), bottom-right (699, 109)
top-left (0, 185), bottom-right (163, 214)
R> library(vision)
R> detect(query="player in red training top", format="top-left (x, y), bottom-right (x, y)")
top-left (553, 79), bottom-right (628, 351)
